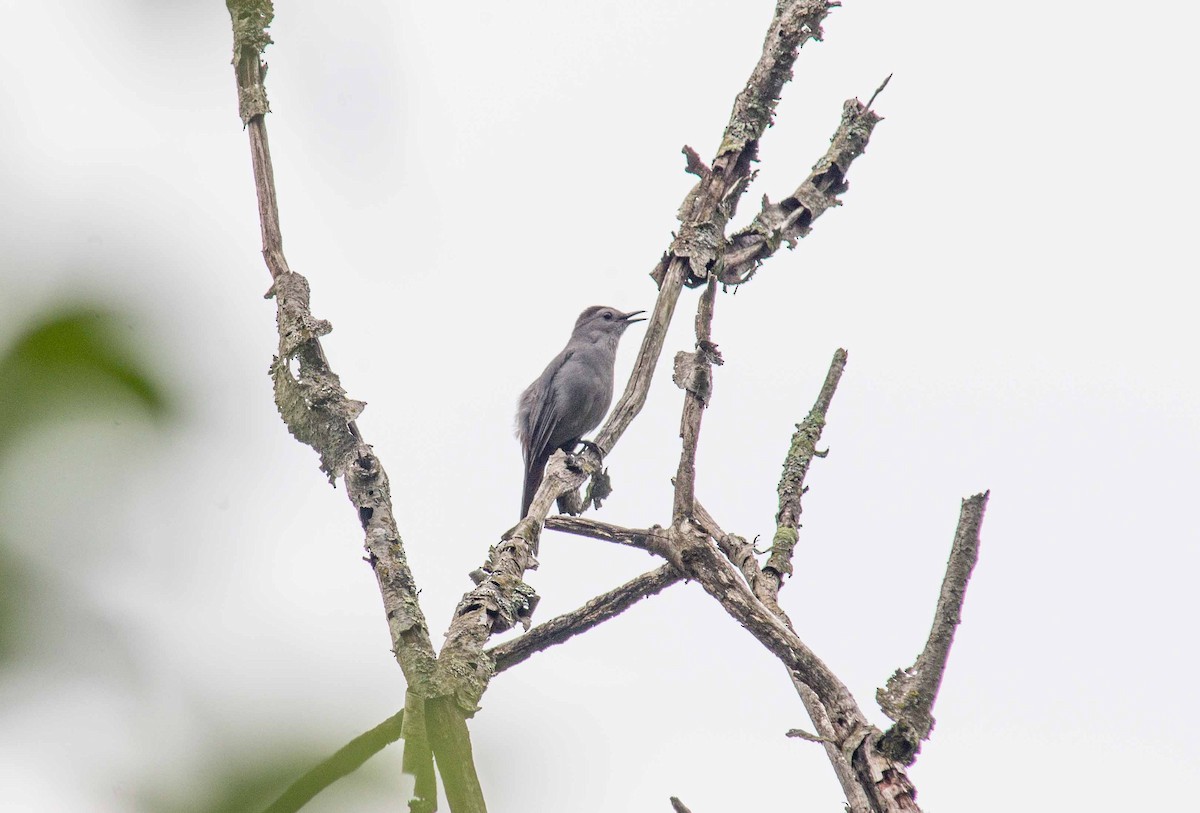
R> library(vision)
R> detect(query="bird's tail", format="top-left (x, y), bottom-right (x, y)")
top-left (521, 451), bottom-right (551, 519)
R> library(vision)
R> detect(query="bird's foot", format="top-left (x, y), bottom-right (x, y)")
top-left (577, 439), bottom-right (605, 462)
top-left (565, 440), bottom-right (604, 474)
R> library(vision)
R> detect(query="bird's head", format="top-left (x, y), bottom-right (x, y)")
top-left (571, 306), bottom-right (646, 343)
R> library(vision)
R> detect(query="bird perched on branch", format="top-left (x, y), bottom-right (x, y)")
top-left (516, 305), bottom-right (646, 518)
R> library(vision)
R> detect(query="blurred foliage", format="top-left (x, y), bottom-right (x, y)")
top-left (0, 305), bottom-right (170, 662)
top-left (0, 544), bottom-right (33, 662)
top-left (259, 711), bottom-right (405, 813)
top-left (0, 306), bottom-right (170, 457)
top-left (141, 714), bottom-right (404, 813)
top-left (145, 750), bottom-right (344, 813)
top-left (0, 304), bottom-right (400, 809)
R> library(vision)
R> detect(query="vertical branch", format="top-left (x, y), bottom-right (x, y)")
top-left (401, 691), bottom-right (437, 813)
top-left (228, 0), bottom-right (287, 279)
top-left (427, 697), bottom-right (489, 813)
top-left (224, 0), bottom-right (438, 688)
top-left (593, 258), bottom-right (689, 456)
top-left (225, 4), bottom-right (482, 808)
top-left (672, 277), bottom-right (720, 522)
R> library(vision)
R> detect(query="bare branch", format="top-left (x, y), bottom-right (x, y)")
top-left (877, 492), bottom-right (990, 764)
top-left (722, 96), bottom-right (883, 286)
top-left (668, 331), bottom-right (917, 809)
top-left (686, 349), bottom-right (849, 813)
top-left (764, 348), bottom-right (848, 593)
top-left (544, 516), bottom-right (670, 558)
top-left (692, 499), bottom-right (785, 621)
top-left (666, 522), bottom-right (851, 724)
top-left (653, 1), bottom-right (835, 291)
top-left (224, 4), bottom-right (462, 804)
top-left (659, 525), bottom-right (915, 811)
top-left (790, 678), bottom-right (873, 813)
top-left (489, 565), bottom-right (683, 674)
top-left (609, 0), bottom-right (836, 446)
top-left (669, 393), bottom-right (895, 806)
top-left (225, 0), bottom-right (436, 692)
top-left (672, 277), bottom-right (721, 522)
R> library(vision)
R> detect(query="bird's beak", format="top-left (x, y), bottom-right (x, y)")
top-left (621, 310), bottom-right (647, 324)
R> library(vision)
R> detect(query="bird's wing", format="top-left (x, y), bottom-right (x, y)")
top-left (519, 349), bottom-right (572, 466)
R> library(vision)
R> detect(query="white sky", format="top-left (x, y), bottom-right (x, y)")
top-left (1, 1), bottom-right (1197, 811)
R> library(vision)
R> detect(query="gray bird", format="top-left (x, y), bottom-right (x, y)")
top-left (517, 305), bottom-right (646, 517)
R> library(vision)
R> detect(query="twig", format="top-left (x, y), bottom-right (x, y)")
top-left (488, 565), bottom-right (683, 674)
top-left (865, 73), bottom-right (893, 112)
top-left (785, 727), bottom-right (836, 744)
top-left (544, 516), bottom-right (670, 558)
top-left (877, 492), bottom-right (990, 764)
top-left (764, 348), bottom-right (848, 594)
top-left (262, 711), bottom-right (405, 813)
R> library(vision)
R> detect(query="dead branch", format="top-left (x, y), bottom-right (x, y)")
top-left (672, 277), bottom-right (721, 522)
top-left (721, 97), bottom-right (884, 286)
top-left (876, 492), bottom-right (990, 763)
top-left (224, 1), bottom-right (467, 805)
top-left (693, 499), bottom-right (771, 607)
top-left (489, 565), bottom-right (683, 674)
top-left (662, 266), bottom-right (917, 810)
top-left (225, 0), bottom-right (438, 701)
top-left (765, 348), bottom-right (848, 593)
top-left (544, 516), bottom-right (670, 558)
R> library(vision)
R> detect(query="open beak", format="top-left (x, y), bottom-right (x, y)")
top-left (621, 310), bottom-right (647, 324)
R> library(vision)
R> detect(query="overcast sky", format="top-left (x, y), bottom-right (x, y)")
top-left (2, 1), bottom-right (1197, 811)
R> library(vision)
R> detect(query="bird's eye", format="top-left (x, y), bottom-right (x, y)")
top-left (602, 311), bottom-right (614, 321)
